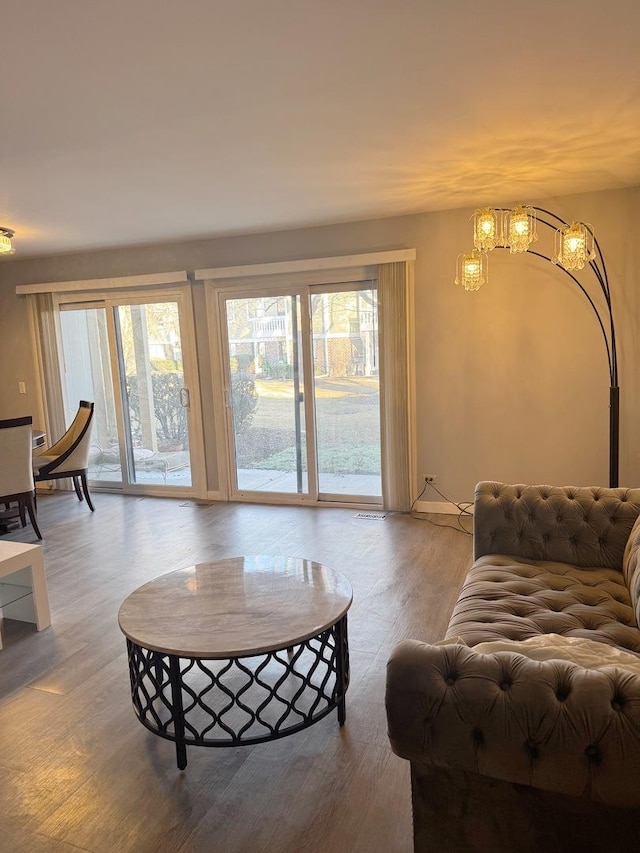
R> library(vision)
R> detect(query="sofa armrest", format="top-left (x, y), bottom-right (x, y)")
top-left (386, 639), bottom-right (640, 808)
top-left (473, 482), bottom-right (640, 570)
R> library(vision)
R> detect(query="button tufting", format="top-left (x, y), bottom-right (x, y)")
top-left (500, 681), bottom-right (511, 691)
top-left (445, 675), bottom-right (457, 686)
top-left (556, 686), bottom-right (570, 702)
top-left (585, 745), bottom-right (601, 763)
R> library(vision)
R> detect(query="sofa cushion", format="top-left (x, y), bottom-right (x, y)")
top-left (623, 514), bottom-right (640, 628)
top-left (472, 634), bottom-right (640, 674)
top-left (446, 554), bottom-right (640, 652)
top-left (434, 634), bottom-right (640, 672)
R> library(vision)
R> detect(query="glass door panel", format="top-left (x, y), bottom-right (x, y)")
top-left (115, 302), bottom-right (193, 487)
top-left (311, 287), bottom-right (381, 498)
top-left (59, 307), bottom-right (122, 485)
top-left (225, 295), bottom-right (307, 494)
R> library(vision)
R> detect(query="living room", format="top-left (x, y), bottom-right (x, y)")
top-left (1, 2), bottom-right (640, 851)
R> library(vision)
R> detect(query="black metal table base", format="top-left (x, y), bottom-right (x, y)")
top-left (126, 615), bottom-right (350, 769)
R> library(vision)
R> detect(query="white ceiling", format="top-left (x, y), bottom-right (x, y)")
top-left (2, 0), bottom-right (639, 258)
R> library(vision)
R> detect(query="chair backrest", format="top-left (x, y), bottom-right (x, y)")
top-left (37, 401), bottom-right (95, 476)
top-left (36, 400), bottom-right (92, 457)
top-left (0, 415), bottom-right (35, 497)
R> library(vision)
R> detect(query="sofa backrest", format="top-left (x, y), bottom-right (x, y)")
top-left (474, 482), bottom-right (640, 571)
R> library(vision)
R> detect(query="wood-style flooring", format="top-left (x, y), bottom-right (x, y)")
top-left (0, 492), bottom-right (472, 853)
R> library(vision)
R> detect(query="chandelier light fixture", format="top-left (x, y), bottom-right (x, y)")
top-left (455, 249), bottom-right (488, 291)
top-left (455, 204), bottom-right (619, 487)
top-left (553, 221), bottom-right (595, 270)
top-left (0, 227), bottom-right (14, 255)
top-left (473, 207), bottom-right (502, 251)
top-left (505, 205), bottom-right (537, 253)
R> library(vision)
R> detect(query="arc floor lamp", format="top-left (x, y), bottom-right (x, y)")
top-left (455, 205), bottom-right (619, 487)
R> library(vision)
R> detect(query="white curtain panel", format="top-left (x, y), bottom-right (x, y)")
top-left (27, 293), bottom-right (67, 487)
top-left (378, 261), bottom-right (414, 511)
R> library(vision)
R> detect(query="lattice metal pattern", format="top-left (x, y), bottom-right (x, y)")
top-left (126, 617), bottom-right (349, 748)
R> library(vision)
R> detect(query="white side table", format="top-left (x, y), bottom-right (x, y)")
top-left (0, 542), bottom-right (51, 650)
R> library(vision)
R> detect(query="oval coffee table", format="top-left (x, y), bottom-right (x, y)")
top-left (118, 555), bottom-right (353, 769)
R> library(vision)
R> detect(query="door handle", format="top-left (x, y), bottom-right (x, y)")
top-left (179, 388), bottom-right (190, 408)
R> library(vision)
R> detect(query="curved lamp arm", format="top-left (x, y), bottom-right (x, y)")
top-left (532, 206), bottom-right (617, 386)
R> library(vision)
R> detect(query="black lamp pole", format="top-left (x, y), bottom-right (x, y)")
top-left (495, 206), bottom-right (619, 487)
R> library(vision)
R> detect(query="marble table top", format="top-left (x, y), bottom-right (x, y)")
top-left (118, 555), bottom-right (353, 658)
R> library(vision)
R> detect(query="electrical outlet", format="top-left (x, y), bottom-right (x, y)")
top-left (424, 474), bottom-right (436, 483)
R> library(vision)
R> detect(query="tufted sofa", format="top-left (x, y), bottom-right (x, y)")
top-left (386, 482), bottom-right (640, 852)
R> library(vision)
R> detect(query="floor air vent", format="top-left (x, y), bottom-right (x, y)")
top-left (354, 512), bottom-right (387, 520)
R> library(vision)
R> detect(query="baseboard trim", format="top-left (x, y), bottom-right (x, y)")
top-left (414, 500), bottom-right (474, 515)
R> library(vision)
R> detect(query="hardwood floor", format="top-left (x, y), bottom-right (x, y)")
top-left (0, 492), bottom-right (472, 853)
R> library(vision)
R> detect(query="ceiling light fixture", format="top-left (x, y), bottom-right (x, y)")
top-left (455, 204), bottom-right (619, 487)
top-left (0, 227), bottom-right (15, 255)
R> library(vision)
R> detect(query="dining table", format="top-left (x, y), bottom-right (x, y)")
top-left (32, 430), bottom-right (46, 450)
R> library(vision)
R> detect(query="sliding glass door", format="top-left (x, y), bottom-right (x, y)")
top-left (311, 286), bottom-right (381, 497)
top-left (59, 306), bottom-right (121, 486)
top-left (58, 291), bottom-right (204, 496)
top-left (225, 294), bottom-right (308, 494)
top-left (220, 283), bottom-right (381, 503)
top-left (114, 301), bottom-right (193, 488)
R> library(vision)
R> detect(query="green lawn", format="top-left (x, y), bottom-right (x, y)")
top-left (254, 443), bottom-right (381, 475)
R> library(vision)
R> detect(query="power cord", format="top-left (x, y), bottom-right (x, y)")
top-left (410, 480), bottom-right (473, 536)
top-left (428, 481), bottom-right (474, 516)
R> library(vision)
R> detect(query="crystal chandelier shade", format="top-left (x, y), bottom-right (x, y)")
top-left (505, 205), bottom-right (537, 253)
top-left (473, 207), bottom-right (502, 251)
top-left (0, 228), bottom-right (14, 255)
top-left (553, 221), bottom-right (595, 271)
top-left (455, 250), bottom-right (488, 291)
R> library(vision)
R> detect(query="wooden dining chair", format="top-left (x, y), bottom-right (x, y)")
top-left (0, 415), bottom-right (43, 539)
top-left (33, 401), bottom-right (96, 511)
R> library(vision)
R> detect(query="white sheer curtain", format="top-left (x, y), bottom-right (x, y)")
top-left (27, 293), bottom-right (66, 467)
top-left (378, 261), bottom-right (415, 511)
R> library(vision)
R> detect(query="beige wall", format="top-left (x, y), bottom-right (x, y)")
top-left (1, 185), bottom-right (638, 502)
